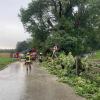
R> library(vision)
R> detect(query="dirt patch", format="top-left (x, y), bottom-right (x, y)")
top-left (0, 53), bottom-right (10, 58)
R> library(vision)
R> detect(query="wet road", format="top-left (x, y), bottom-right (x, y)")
top-left (0, 62), bottom-right (25, 100)
top-left (0, 62), bottom-right (85, 100)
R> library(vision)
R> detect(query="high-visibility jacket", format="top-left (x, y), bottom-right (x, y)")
top-left (25, 55), bottom-right (31, 63)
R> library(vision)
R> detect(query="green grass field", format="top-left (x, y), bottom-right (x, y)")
top-left (90, 50), bottom-right (100, 60)
top-left (0, 57), bottom-right (13, 70)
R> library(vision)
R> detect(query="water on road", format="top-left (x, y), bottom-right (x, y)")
top-left (0, 62), bottom-right (85, 100)
top-left (0, 62), bottom-right (25, 100)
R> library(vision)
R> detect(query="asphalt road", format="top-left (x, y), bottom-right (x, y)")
top-left (0, 62), bottom-right (85, 100)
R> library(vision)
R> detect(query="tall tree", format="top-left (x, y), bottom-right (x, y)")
top-left (19, 0), bottom-right (100, 54)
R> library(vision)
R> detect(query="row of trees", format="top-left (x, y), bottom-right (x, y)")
top-left (19, 0), bottom-right (100, 55)
top-left (0, 49), bottom-right (15, 53)
top-left (16, 38), bottom-right (33, 52)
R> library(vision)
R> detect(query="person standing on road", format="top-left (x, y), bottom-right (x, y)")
top-left (25, 52), bottom-right (32, 73)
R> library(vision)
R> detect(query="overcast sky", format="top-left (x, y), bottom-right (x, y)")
top-left (0, 0), bottom-right (31, 49)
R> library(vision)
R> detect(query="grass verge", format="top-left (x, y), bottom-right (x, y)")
top-left (0, 57), bottom-right (15, 70)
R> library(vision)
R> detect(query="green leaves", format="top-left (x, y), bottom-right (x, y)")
top-left (19, 0), bottom-right (100, 54)
top-left (16, 41), bottom-right (30, 52)
top-left (42, 53), bottom-right (100, 100)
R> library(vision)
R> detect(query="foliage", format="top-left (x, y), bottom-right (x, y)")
top-left (16, 41), bottom-right (30, 52)
top-left (19, 0), bottom-right (100, 54)
top-left (60, 76), bottom-right (100, 99)
top-left (45, 31), bottom-right (78, 54)
top-left (42, 52), bottom-right (100, 100)
top-left (81, 55), bottom-right (90, 69)
top-left (43, 52), bottom-right (75, 79)
top-left (19, 0), bottom-right (50, 50)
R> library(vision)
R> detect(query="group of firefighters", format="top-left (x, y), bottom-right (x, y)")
top-left (11, 45), bottom-right (58, 73)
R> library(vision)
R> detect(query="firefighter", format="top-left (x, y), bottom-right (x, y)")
top-left (25, 52), bottom-right (32, 72)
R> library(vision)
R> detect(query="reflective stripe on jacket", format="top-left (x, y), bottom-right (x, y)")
top-left (25, 55), bottom-right (31, 62)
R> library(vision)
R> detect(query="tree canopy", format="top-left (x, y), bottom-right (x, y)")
top-left (19, 0), bottom-right (100, 55)
top-left (16, 41), bottom-right (31, 52)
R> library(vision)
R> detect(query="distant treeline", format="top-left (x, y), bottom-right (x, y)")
top-left (0, 49), bottom-right (15, 53)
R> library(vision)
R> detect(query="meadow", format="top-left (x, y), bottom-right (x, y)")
top-left (0, 53), bottom-right (13, 70)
